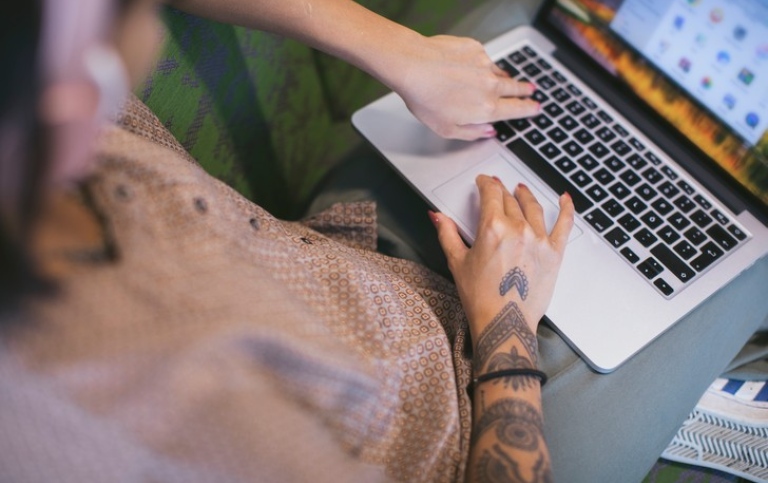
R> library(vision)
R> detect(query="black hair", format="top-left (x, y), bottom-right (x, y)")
top-left (0, 0), bottom-right (55, 312)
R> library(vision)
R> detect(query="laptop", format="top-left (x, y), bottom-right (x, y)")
top-left (352, 0), bottom-right (768, 373)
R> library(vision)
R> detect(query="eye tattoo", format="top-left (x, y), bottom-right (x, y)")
top-left (499, 267), bottom-right (528, 300)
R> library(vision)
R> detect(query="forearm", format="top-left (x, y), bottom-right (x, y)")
top-left (467, 301), bottom-right (552, 482)
top-left (166, 0), bottom-right (420, 90)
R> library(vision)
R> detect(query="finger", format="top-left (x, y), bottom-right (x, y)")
top-left (490, 98), bottom-right (540, 122)
top-left (491, 63), bottom-right (510, 78)
top-left (514, 183), bottom-right (547, 235)
top-left (450, 123), bottom-right (498, 141)
top-left (495, 77), bottom-right (537, 98)
top-left (549, 192), bottom-right (576, 252)
top-left (431, 211), bottom-right (468, 268)
top-left (499, 179), bottom-right (524, 220)
top-left (476, 175), bottom-right (505, 228)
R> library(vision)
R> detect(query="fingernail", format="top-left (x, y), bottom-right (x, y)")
top-left (427, 210), bottom-right (440, 227)
top-left (492, 176), bottom-right (502, 183)
top-left (536, 102), bottom-right (542, 112)
top-left (517, 182), bottom-right (528, 190)
top-left (562, 191), bottom-right (572, 201)
top-left (529, 83), bottom-right (537, 94)
top-left (485, 127), bottom-right (497, 138)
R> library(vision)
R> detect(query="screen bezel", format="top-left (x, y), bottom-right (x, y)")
top-left (531, 0), bottom-right (768, 223)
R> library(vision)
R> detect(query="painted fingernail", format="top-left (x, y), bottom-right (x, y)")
top-left (517, 182), bottom-right (528, 190)
top-left (427, 210), bottom-right (440, 227)
top-left (492, 175), bottom-right (502, 183)
top-left (485, 127), bottom-right (497, 138)
top-left (536, 102), bottom-right (542, 112)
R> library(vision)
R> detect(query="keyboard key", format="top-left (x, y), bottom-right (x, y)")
top-left (597, 110), bottom-right (613, 123)
top-left (627, 153), bottom-right (647, 170)
top-left (613, 124), bottom-right (630, 137)
top-left (690, 242), bottom-right (724, 272)
top-left (570, 170), bottom-right (592, 187)
top-left (635, 228), bottom-right (658, 247)
top-left (547, 126), bottom-right (568, 143)
top-left (674, 240), bottom-right (696, 260)
top-left (668, 212), bottom-right (691, 231)
top-left (582, 96), bottom-right (598, 110)
top-left (684, 226), bottom-right (707, 245)
top-left (677, 180), bottom-right (695, 195)
top-left (659, 181), bottom-right (680, 199)
top-left (661, 166), bottom-right (678, 180)
top-left (636, 183), bottom-right (658, 201)
top-left (621, 247), bottom-right (640, 263)
top-left (538, 75), bottom-right (556, 90)
top-left (706, 224), bottom-right (738, 251)
top-left (574, 128), bottom-right (594, 144)
top-left (605, 155), bottom-right (625, 172)
top-left (494, 122), bottom-right (515, 142)
top-left (510, 118), bottom-right (531, 131)
top-left (588, 142), bottom-right (610, 158)
top-left (532, 115), bottom-right (554, 130)
top-left (674, 195), bottom-right (696, 213)
top-left (690, 209), bottom-right (713, 228)
top-left (508, 51), bottom-right (527, 64)
top-left (611, 140), bottom-right (632, 156)
top-left (596, 126), bottom-right (617, 143)
top-left (563, 141), bottom-right (585, 157)
top-left (658, 225), bottom-right (680, 244)
top-left (629, 137), bottom-right (645, 151)
top-left (620, 170), bottom-right (642, 186)
top-left (602, 199), bottom-right (624, 217)
top-left (609, 181), bottom-right (631, 199)
top-left (544, 103), bottom-right (565, 118)
top-left (496, 58), bottom-right (520, 77)
top-left (619, 213), bottom-right (641, 232)
top-left (654, 278), bottom-right (674, 296)
top-left (552, 87), bottom-right (571, 102)
top-left (605, 227), bottom-right (630, 248)
top-left (566, 84), bottom-right (582, 96)
top-left (626, 196), bottom-right (647, 214)
top-left (711, 209), bottom-right (729, 226)
top-left (552, 70), bottom-right (567, 83)
top-left (537, 58), bottom-right (552, 70)
top-left (506, 139), bottom-right (593, 213)
top-left (642, 167), bottom-right (664, 184)
top-left (554, 157), bottom-right (577, 173)
top-left (524, 129), bottom-right (546, 145)
top-left (641, 210), bottom-right (663, 229)
top-left (540, 142), bottom-right (561, 159)
top-left (577, 154), bottom-right (599, 171)
top-left (522, 45), bottom-right (537, 58)
top-left (531, 89), bottom-right (549, 103)
top-left (651, 244), bottom-right (696, 283)
top-left (694, 195), bottom-right (712, 210)
top-left (566, 100), bottom-right (586, 116)
top-left (728, 224), bottom-right (747, 241)
top-left (586, 184), bottom-right (609, 202)
top-left (651, 198), bottom-right (674, 216)
top-left (559, 115), bottom-right (579, 131)
top-left (644, 152), bottom-right (662, 166)
top-left (594, 168), bottom-right (615, 185)
top-left (585, 208), bottom-right (614, 232)
top-left (638, 257), bottom-right (664, 279)
top-left (581, 113), bottom-right (601, 129)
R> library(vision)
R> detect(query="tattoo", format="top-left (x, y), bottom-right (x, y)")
top-left (476, 445), bottom-right (551, 483)
top-left (486, 347), bottom-right (537, 390)
top-left (472, 399), bottom-right (543, 449)
top-left (499, 267), bottom-right (528, 300)
top-left (474, 301), bottom-right (538, 371)
top-left (473, 400), bottom-right (551, 483)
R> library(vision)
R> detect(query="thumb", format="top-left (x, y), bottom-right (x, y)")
top-left (430, 211), bottom-right (468, 268)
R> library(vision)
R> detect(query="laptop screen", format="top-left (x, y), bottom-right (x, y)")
top-left (541, 0), bottom-right (768, 208)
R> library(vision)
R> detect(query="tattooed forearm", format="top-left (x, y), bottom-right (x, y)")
top-left (472, 399), bottom-right (552, 483)
top-left (500, 267), bottom-right (528, 300)
top-left (474, 301), bottom-right (538, 371)
top-left (486, 347), bottom-right (538, 390)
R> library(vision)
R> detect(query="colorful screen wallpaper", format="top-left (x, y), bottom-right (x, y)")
top-left (546, 0), bottom-right (768, 206)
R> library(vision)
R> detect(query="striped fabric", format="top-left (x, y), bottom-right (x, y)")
top-left (662, 379), bottom-right (768, 482)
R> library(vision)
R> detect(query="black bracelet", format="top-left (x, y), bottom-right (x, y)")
top-left (473, 368), bottom-right (548, 388)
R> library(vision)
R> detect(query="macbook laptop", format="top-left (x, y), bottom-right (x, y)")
top-left (352, 0), bottom-right (768, 372)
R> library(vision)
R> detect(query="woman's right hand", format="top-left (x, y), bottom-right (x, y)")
top-left (431, 175), bottom-right (574, 337)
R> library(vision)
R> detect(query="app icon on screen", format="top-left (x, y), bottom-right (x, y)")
top-left (738, 68), bottom-right (755, 86)
top-left (679, 58), bottom-right (692, 72)
top-left (674, 15), bottom-right (685, 29)
top-left (723, 94), bottom-right (736, 110)
top-left (745, 113), bottom-right (759, 128)
top-left (733, 26), bottom-right (747, 41)
top-left (710, 8), bottom-right (724, 23)
top-left (701, 76), bottom-right (713, 89)
top-left (717, 51), bottom-right (731, 64)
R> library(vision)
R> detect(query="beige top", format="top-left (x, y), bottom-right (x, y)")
top-left (0, 99), bottom-right (472, 482)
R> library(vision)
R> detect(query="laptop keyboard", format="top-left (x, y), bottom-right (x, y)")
top-left (493, 44), bottom-right (752, 298)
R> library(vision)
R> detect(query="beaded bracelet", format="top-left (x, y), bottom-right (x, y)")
top-left (473, 368), bottom-right (548, 388)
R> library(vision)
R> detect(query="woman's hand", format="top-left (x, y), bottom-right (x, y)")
top-left (390, 35), bottom-right (539, 141)
top-left (431, 176), bottom-right (574, 335)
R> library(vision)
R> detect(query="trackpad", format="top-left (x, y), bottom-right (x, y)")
top-left (433, 154), bottom-right (582, 244)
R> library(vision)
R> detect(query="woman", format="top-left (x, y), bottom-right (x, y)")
top-left (0, 0), bottom-right (572, 481)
